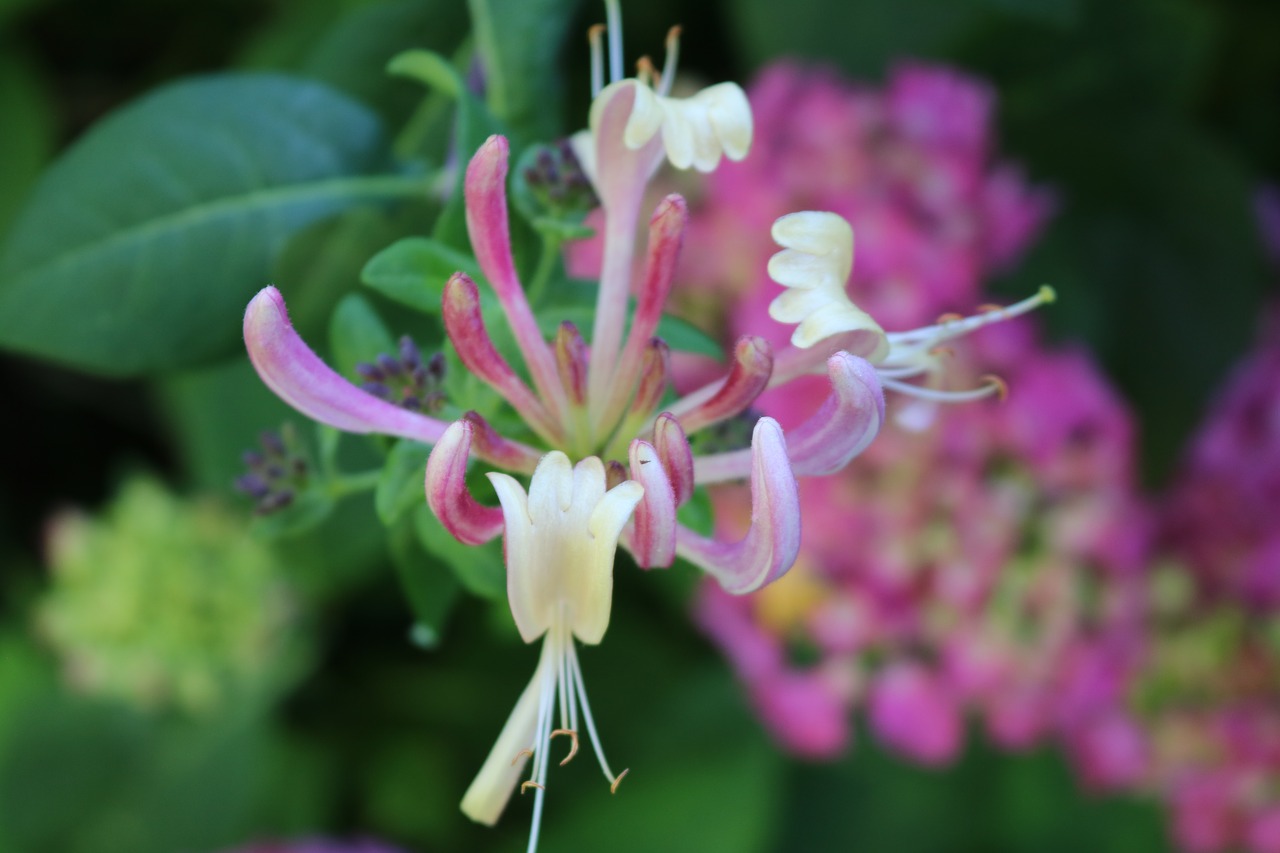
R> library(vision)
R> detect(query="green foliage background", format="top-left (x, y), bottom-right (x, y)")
top-left (0, 0), bottom-right (1276, 850)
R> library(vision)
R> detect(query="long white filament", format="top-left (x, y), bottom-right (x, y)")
top-left (604, 0), bottom-right (623, 84)
top-left (520, 620), bottom-right (623, 853)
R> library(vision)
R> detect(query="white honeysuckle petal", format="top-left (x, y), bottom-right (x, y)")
top-left (704, 82), bottom-right (752, 161)
top-left (489, 454), bottom-right (643, 647)
top-left (767, 248), bottom-right (846, 289)
top-left (569, 128), bottom-right (597, 187)
top-left (767, 211), bottom-right (888, 357)
top-left (621, 82), bottom-right (665, 149)
top-left (460, 643), bottom-right (552, 825)
top-left (590, 79), bottom-right (753, 175)
top-left (769, 287), bottom-right (837, 324)
top-left (771, 210), bottom-right (854, 258)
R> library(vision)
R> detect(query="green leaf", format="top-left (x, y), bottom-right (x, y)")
top-left (328, 292), bottom-right (396, 378)
top-left (270, 206), bottom-right (411, 344)
top-left (375, 439), bottom-right (431, 525)
top-left (388, 49), bottom-right (503, 251)
top-left (298, 0), bottom-right (472, 126)
top-left (467, 0), bottom-right (581, 141)
top-left (250, 490), bottom-right (336, 540)
top-left (389, 507), bottom-right (461, 640)
top-left (0, 53), bottom-right (54, 237)
top-left (413, 502), bottom-right (505, 599)
top-left (361, 235), bottom-right (484, 314)
top-left (0, 74), bottom-right (415, 376)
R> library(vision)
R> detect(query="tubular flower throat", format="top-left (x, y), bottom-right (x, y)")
top-left (240, 1), bottom-right (1049, 849)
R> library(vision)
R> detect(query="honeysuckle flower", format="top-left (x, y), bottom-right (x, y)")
top-left (242, 2), bottom-right (888, 846)
top-left (763, 209), bottom-right (1056, 408)
top-left (454, 445), bottom-right (643, 851)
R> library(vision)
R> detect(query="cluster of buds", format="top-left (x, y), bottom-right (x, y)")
top-left (354, 337), bottom-right (447, 416)
top-left (521, 138), bottom-right (598, 215)
top-left (240, 5), bottom-right (1048, 850)
top-left (235, 424), bottom-right (310, 515)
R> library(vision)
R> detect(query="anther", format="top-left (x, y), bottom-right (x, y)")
top-left (660, 25), bottom-right (682, 96)
top-left (981, 374), bottom-right (1009, 402)
top-left (521, 781), bottom-right (545, 794)
top-left (551, 729), bottom-right (580, 766)
top-left (588, 24), bottom-right (607, 96)
top-left (935, 312), bottom-right (964, 324)
top-left (977, 303), bottom-right (1005, 313)
top-left (511, 748), bottom-right (534, 766)
top-left (636, 55), bottom-right (658, 88)
top-left (610, 768), bottom-right (630, 794)
top-left (928, 346), bottom-right (955, 358)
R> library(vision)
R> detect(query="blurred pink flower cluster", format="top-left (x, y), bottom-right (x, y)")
top-left (682, 62), bottom-right (1280, 852)
top-left (1138, 189), bottom-right (1280, 852)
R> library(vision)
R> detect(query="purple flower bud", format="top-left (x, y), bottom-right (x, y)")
top-left (235, 474), bottom-right (270, 498)
top-left (398, 336), bottom-right (421, 369)
top-left (355, 362), bottom-right (385, 382)
top-left (376, 353), bottom-right (401, 377)
top-left (260, 430), bottom-right (286, 457)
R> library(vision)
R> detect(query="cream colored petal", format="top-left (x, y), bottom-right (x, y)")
top-left (569, 480), bottom-right (644, 645)
top-left (621, 82), bottom-right (664, 150)
top-left (460, 646), bottom-right (551, 825)
top-left (488, 471), bottom-right (546, 643)
top-left (703, 82), bottom-right (752, 162)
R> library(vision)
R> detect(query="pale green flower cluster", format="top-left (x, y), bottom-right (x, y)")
top-left (37, 478), bottom-right (304, 715)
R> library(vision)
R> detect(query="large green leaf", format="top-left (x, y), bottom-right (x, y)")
top-left (0, 53), bottom-right (54, 238)
top-left (0, 73), bottom-right (420, 376)
top-left (467, 0), bottom-right (582, 141)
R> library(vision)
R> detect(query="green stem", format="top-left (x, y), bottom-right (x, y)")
top-left (327, 469), bottom-right (383, 500)
top-left (525, 231), bottom-right (564, 307)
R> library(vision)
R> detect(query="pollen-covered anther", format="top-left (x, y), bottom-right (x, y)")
top-left (928, 346), bottom-right (955, 358)
top-left (636, 55), bottom-right (658, 88)
top-left (551, 729), bottom-right (580, 765)
top-left (936, 312), bottom-right (965, 324)
top-left (511, 748), bottom-right (535, 767)
top-left (521, 782), bottom-right (545, 794)
top-left (982, 374), bottom-right (1009, 402)
top-left (977, 303), bottom-right (1005, 313)
top-left (610, 768), bottom-right (630, 794)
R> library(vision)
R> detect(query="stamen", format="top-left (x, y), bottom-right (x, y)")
top-left (889, 286), bottom-right (1056, 348)
top-left (636, 55), bottom-right (657, 88)
top-left (512, 748), bottom-right (535, 766)
top-left (977, 303), bottom-right (1005, 313)
top-left (880, 376), bottom-right (1005, 403)
top-left (568, 642), bottom-right (622, 784)
top-left (551, 729), bottom-right (580, 765)
top-left (610, 768), bottom-right (630, 794)
top-left (659, 25), bottom-right (681, 96)
top-left (981, 374), bottom-right (1009, 402)
top-left (604, 0), bottom-right (623, 84)
top-left (928, 346), bottom-right (954, 358)
top-left (588, 24), bottom-right (606, 96)
top-left (935, 312), bottom-right (964, 324)
top-left (521, 781), bottom-right (545, 794)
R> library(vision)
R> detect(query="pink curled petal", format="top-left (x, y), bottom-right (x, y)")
top-left (629, 339), bottom-right (671, 417)
top-left (461, 411), bottom-right (541, 475)
top-left (442, 273), bottom-right (562, 444)
top-left (625, 439), bottom-right (677, 568)
top-left (675, 417), bottom-right (800, 594)
top-left (244, 286), bottom-right (448, 444)
top-left (785, 352), bottom-right (885, 476)
top-left (464, 137), bottom-right (567, 417)
top-left (554, 322), bottom-right (589, 406)
top-left (654, 413), bottom-right (694, 505)
top-left (676, 336), bottom-right (774, 435)
top-left (597, 195), bottom-right (688, 428)
top-left (425, 420), bottom-right (505, 545)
